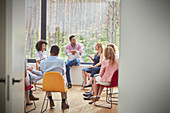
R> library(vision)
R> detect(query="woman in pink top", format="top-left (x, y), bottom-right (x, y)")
top-left (89, 46), bottom-right (119, 102)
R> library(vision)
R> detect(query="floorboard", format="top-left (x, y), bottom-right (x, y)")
top-left (26, 85), bottom-right (118, 113)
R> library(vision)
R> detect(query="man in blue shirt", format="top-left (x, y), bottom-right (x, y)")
top-left (40, 45), bottom-right (69, 110)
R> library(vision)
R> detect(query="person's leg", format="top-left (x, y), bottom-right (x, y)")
top-left (86, 67), bottom-right (100, 86)
top-left (47, 92), bottom-right (55, 108)
top-left (66, 60), bottom-right (73, 85)
top-left (66, 59), bottom-right (80, 67)
top-left (66, 59), bottom-right (80, 87)
top-left (89, 77), bottom-right (102, 102)
top-left (25, 90), bottom-right (33, 105)
top-left (85, 74), bottom-right (99, 93)
top-left (32, 69), bottom-right (42, 76)
top-left (32, 69), bottom-right (43, 84)
top-left (93, 79), bottom-right (99, 96)
top-left (97, 86), bottom-right (104, 96)
top-left (61, 92), bottom-right (69, 110)
top-left (86, 72), bottom-right (91, 80)
top-left (25, 76), bottom-right (32, 105)
top-left (86, 77), bottom-right (93, 86)
top-left (66, 65), bottom-right (72, 84)
top-left (27, 70), bottom-right (36, 81)
top-left (82, 70), bottom-right (87, 86)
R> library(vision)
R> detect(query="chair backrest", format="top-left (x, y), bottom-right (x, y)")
top-left (36, 61), bottom-right (40, 71)
top-left (110, 70), bottom-right (119, 87)
top-left (42, 72), bottom-right (67, 92)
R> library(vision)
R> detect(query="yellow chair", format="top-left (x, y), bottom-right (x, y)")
top-left (40, 72), bottom-right (68, 113)
top-left (36, 61), bottom-right (40, 71)
top-left (33, 61), bottom-right (42, 91)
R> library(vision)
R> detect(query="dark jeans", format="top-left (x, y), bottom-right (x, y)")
top-left (66, 59), bottom-right (80, 84)
top-left (82, 67), bottom-right (101, 77)
top-left (28, 74), bottom-right (32, 95)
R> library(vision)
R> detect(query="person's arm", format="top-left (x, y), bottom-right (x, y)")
top-left (88, 55), bottom-right (94, 62)
top-left (99, 61), bottom-right (106, 77)
top-left (25, 65), bottom-right (27, 77)
top-left (66, 45), bottom-right (71, 55)
top-left (62, 61), bottom-right (66, 76)
top-left (34, 52), bottom-right (41, 63)
top-left (39, 60), bottom-right (44, 73)
top-left (77, 44), bottom-right (82, 55)
top-left (89, 53), bottom-right (104, 68)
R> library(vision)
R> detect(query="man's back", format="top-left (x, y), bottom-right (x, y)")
top-left (40, 56), bottom-right (65, 76)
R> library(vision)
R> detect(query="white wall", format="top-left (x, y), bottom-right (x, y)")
top-left (119, 0), bottom-right (170, 113)
top-left (70, 65), bottom-right (90, 85)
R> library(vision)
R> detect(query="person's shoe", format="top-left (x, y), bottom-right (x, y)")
top-left (90, 95), bottom-right (100, 101)
top-left (26, 102), bottom-right (33, 106)
top-left (83, 84), bottom-right (92, 88)
top-left (83, 92), bottom-right (92, 96)
top-left (88, 100), bottom-right (94, 104)
top-left (83, 93), bottom-right (93, 100)
top-left (68, 84), bottom-right (72, 89)
top-left (81, 86), bottom-right (85, 90)
top-left (50, 99), bottom-right (55, 109)
top-left (61, 102), bottom-right (69, 110)
top-left (29, 94), bottom-right (39, 101)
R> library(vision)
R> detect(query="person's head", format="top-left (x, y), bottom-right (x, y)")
top-left (95, 42), bottom-right (103, 57)
top-left (107, 43), bottom-right (116, 54)
top-left (104, 47), bottom-right (115, 65)
top-left (69, 35), bottom-right (76, 46)
top-left (50, 45), bottom-right (60, 56)
top-left (36, 40), bottom-right (47, 51)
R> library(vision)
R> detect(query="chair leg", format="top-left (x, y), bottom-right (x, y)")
top-left (25, 101), bottom-right (36, 113)
top-left (41, 92), bottom-right (48, 113)
top-left (106, 88), bottom-right (118, 104)
top-left (94, 87), bottom-right (118, 109)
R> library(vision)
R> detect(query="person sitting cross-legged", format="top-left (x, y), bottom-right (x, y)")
top-left (40, 45), bottom-right (69, 110)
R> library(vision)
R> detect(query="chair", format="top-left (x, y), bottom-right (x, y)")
top-left (40, 72), bottom-right (68, 113)
top-left (36, 61), bottom-right (40, 71)
top-left (94, 70), bottom-right (119, 109)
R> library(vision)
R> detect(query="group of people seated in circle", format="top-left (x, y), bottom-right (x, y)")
top-left (25, 35), bottom-right (119, 110)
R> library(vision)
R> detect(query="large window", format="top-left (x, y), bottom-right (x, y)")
top-left (25, 0), bottom-right (41, 59)
top-left (25, 0), bottom-right (120, 63)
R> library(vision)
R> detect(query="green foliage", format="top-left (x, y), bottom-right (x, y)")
top-left (26, 26), bottom-right (119, 63)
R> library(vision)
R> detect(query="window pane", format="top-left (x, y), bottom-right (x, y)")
top-left (25, 0), bottom-right (41, 59)
top-left (25, 0), bottom-right (120, 62)
top-left (46, 0), bottom-right (120, 62)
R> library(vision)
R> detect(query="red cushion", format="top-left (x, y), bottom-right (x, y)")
top-left (98, 70), bottom-right (118, 88)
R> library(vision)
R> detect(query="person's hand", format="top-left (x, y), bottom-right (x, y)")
top-left (89, 66), bottom-right (94, 68)
top-left (27, 67), bottom-right (33, 72)
top-left (88, 55), bottom-right (92, 58)
top-left (71, 50), bottom-right (76, 55)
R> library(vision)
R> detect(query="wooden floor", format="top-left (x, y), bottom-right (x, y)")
top-left (26, 85), bottom-right (118, 113)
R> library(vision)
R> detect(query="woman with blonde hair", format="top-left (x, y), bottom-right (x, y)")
top-left (82, 43), bottom-right (104, 89)
top-left (89, 46), bottom-right (119, 103)
top-left (107, 43), bottom-right (119, 58)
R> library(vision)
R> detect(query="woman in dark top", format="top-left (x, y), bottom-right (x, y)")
top-left (82, 43), bottom-right (104, 88)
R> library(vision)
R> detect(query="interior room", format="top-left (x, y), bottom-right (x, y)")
top-left (0, 0), bottom-right (170, 113)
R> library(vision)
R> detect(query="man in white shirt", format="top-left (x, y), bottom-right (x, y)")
top-left (40, 45), bottom-right (69, 110)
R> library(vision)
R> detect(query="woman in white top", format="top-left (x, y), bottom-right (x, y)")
top-left (34, 40), bottom-right (48, 69)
